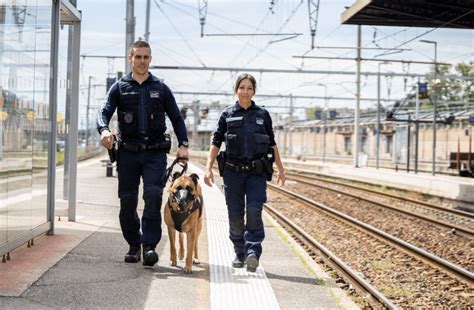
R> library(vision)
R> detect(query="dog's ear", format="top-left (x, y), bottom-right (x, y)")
top-left (190, 173), bottom-right (199, 185)
top-left (172, 171), bottom-right (182, 182)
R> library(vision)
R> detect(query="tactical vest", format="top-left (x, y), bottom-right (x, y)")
top-left (224, 106), bottom-right (270, 161)
top-left (116, 79), bottom-right (166, 143)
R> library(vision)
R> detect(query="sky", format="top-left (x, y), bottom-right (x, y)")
top-left (70, 0), bottom-right (474, 124)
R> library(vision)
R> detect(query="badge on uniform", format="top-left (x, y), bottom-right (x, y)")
top-left (124, 112), bottom-right (134, 124)
top-left (256, 118), bottom-right (264, 125)
top-left (150, 90), bottom-right (160, 98)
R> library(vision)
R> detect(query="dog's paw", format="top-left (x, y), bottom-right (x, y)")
top-left (184, 268), bottom-right (193, 274)
top-left (178, 255), bottom-right (184, 261)
top-left (170, 260), bottom-right (177, 267)
top-left (193, 259), bottom-right (200, 265)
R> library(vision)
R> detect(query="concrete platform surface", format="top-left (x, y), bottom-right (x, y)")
top-left (0, 157), bottom-right (358, 309)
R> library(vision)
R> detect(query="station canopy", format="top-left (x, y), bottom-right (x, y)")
top-left (341, 0), bottom-right (474, 29)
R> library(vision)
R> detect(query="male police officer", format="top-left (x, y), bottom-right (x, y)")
top-left (97, 40), bottom-right (189, 267)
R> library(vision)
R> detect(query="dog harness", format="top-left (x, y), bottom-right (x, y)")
top-left (169, 199), bottom-right (202, 232)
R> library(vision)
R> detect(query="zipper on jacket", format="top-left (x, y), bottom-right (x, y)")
top-left (139, 85), bottom-right (147, 137)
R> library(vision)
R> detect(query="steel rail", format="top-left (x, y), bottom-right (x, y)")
top-left (264, 203), bottom-right (399, 310)
top-left (268, 183), bottom-right (474, 285)
top-left (286, 173), bottom-right (474, 236)
top-left (286, 170), bottom-right (473, 218)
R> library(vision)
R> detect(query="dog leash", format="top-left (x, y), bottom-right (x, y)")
top-left (161, 157), bottom-right (188, 186)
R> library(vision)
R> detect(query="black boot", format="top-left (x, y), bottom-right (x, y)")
top-left (143, 246), bottom-right (159, 266)
top-left (246, 254), bottom-right (259, 272)
top-left (124, 245), bottom-right (141, 263)
top-left (232, 254), bottom-right (245, 268)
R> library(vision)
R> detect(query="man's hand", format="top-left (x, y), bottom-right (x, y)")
top-left (177, 146), bottom-right (189, 162)
top-left (101, 130), bottom-right (114, 149)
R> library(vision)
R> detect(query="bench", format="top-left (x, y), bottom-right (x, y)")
top-left (100, 159), bottom-right (116, 177)
top-left (448, 152), bottom-right (474, 177)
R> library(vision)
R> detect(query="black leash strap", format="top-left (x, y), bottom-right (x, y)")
top-left (161, 157), bottom-right (188, 187)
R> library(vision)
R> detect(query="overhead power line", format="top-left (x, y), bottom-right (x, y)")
top-left (204, 33), bottom-right (302, 37)
top-left (293, 55), bottom-right (452, 66)
top-left (153, 0), bottom-right (206, 66)
top-left (151, 65), bottom-right (474, 80)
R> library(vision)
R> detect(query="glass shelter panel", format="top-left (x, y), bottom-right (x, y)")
top-left (55, 24), bottom-right (70, 205)
top-left (0, 0), bottom-right (52, 249)
top-left (32, 2), bottom-right (52, 229)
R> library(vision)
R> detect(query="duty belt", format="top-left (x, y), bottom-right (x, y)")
top-left (225, 160), bottom-right (254, 172)
top-left (120, 141), bottom-right (168, 152)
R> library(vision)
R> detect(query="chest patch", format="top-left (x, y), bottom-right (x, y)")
top-left (150, 90), bottom-right (160, 98)
top-left (256, 118), bottom-right (264, 125)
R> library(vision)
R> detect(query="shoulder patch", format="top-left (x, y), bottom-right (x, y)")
top-left (150, 90), bottom-right (160, 98)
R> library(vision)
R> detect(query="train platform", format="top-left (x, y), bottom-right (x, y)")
top-left (281, 157), bottom-right (474, 206)
top-left (0, 156), bottom-right (358, 309)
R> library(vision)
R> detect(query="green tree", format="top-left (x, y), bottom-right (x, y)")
top-left (427, 61), bottom-right (473, 107)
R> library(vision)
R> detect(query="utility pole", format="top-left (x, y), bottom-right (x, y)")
top-left (86, 76), bottom-right (92, 147)
top-left (125, 0), bottom-right (135, 73)
top-left (198, 0), bottom-right (208, 37)
top-left (316, 83), bottom-right (327, 162)
top-left (415, 77), bottom-right (420, 173)
top-left (192, 100), bottom-right (199, 147)
top-left (289, 94), bottom-right (293, 156)
top-left (420, 39), bottom-right (438, 176)
top-left (307, 0), bottom-right (320, 49)
top-left (354, 25), bottom-right (361, 168)
top-left (144, 0), bottom-right (151, 42)
top-left (376, 62), bottom-right (390, 169)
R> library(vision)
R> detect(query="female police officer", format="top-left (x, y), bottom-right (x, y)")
top-left (204, 73), bottom-right (285, 272)
top-left (97, 40), bottom-right (189, 267)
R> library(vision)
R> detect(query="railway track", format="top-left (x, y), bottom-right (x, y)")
top-left (264, 203), bottom-right (398, 309)
top-left (279, 171), bottom-right (474, 271)
top-left (190, 156), bottom-right (473, 307)
top-left (285, 172), bottom-right (474, 235)
top-left (267, 184), bottom-right (473, 308)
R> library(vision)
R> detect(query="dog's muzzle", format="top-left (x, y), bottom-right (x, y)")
top-left (173, 189), bottom-right (195, 211)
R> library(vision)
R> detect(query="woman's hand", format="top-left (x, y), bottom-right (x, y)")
top-left (204, 168), bottom-right (214, 187)
top-left (277, 171), bottom-right (285, 186)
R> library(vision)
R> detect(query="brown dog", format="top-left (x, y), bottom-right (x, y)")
top-left (164, 172), bottom-right (203, 273)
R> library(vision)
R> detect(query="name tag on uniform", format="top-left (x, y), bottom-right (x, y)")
top-left (226, 116), bottom-right (243, 122)
top-left (150, 90), bottom-right (160, 98)
top-left (256, 118), bottom-right (264, 125)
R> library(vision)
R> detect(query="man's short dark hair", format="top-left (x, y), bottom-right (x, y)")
top-left (130, 40), bottom-right (151, 55)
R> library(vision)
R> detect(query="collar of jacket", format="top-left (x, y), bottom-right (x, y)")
top-left (122, 72), bottom-right (161, 83)
top-left (232, 100), bottom-right (258, 112)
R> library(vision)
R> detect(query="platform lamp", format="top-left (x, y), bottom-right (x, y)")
top-left (420, 39), bottom-right (438, 176)
top-left (316, 83), bottom-right (328, 162)
top-left (376, 62), bottom-right (391, 170)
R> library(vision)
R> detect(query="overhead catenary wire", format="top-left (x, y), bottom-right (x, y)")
top-left (160, 0), bottom-right (303, 102)
top-left (152, 0), bottom-right (206, 67)
top-left (212, 0), bottom-right (305, 93)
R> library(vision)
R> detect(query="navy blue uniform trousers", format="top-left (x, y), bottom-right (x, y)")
top-left (223, 169), bottom-right (267, 258)
top-left (117, 148), bottom-right (167, 248)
